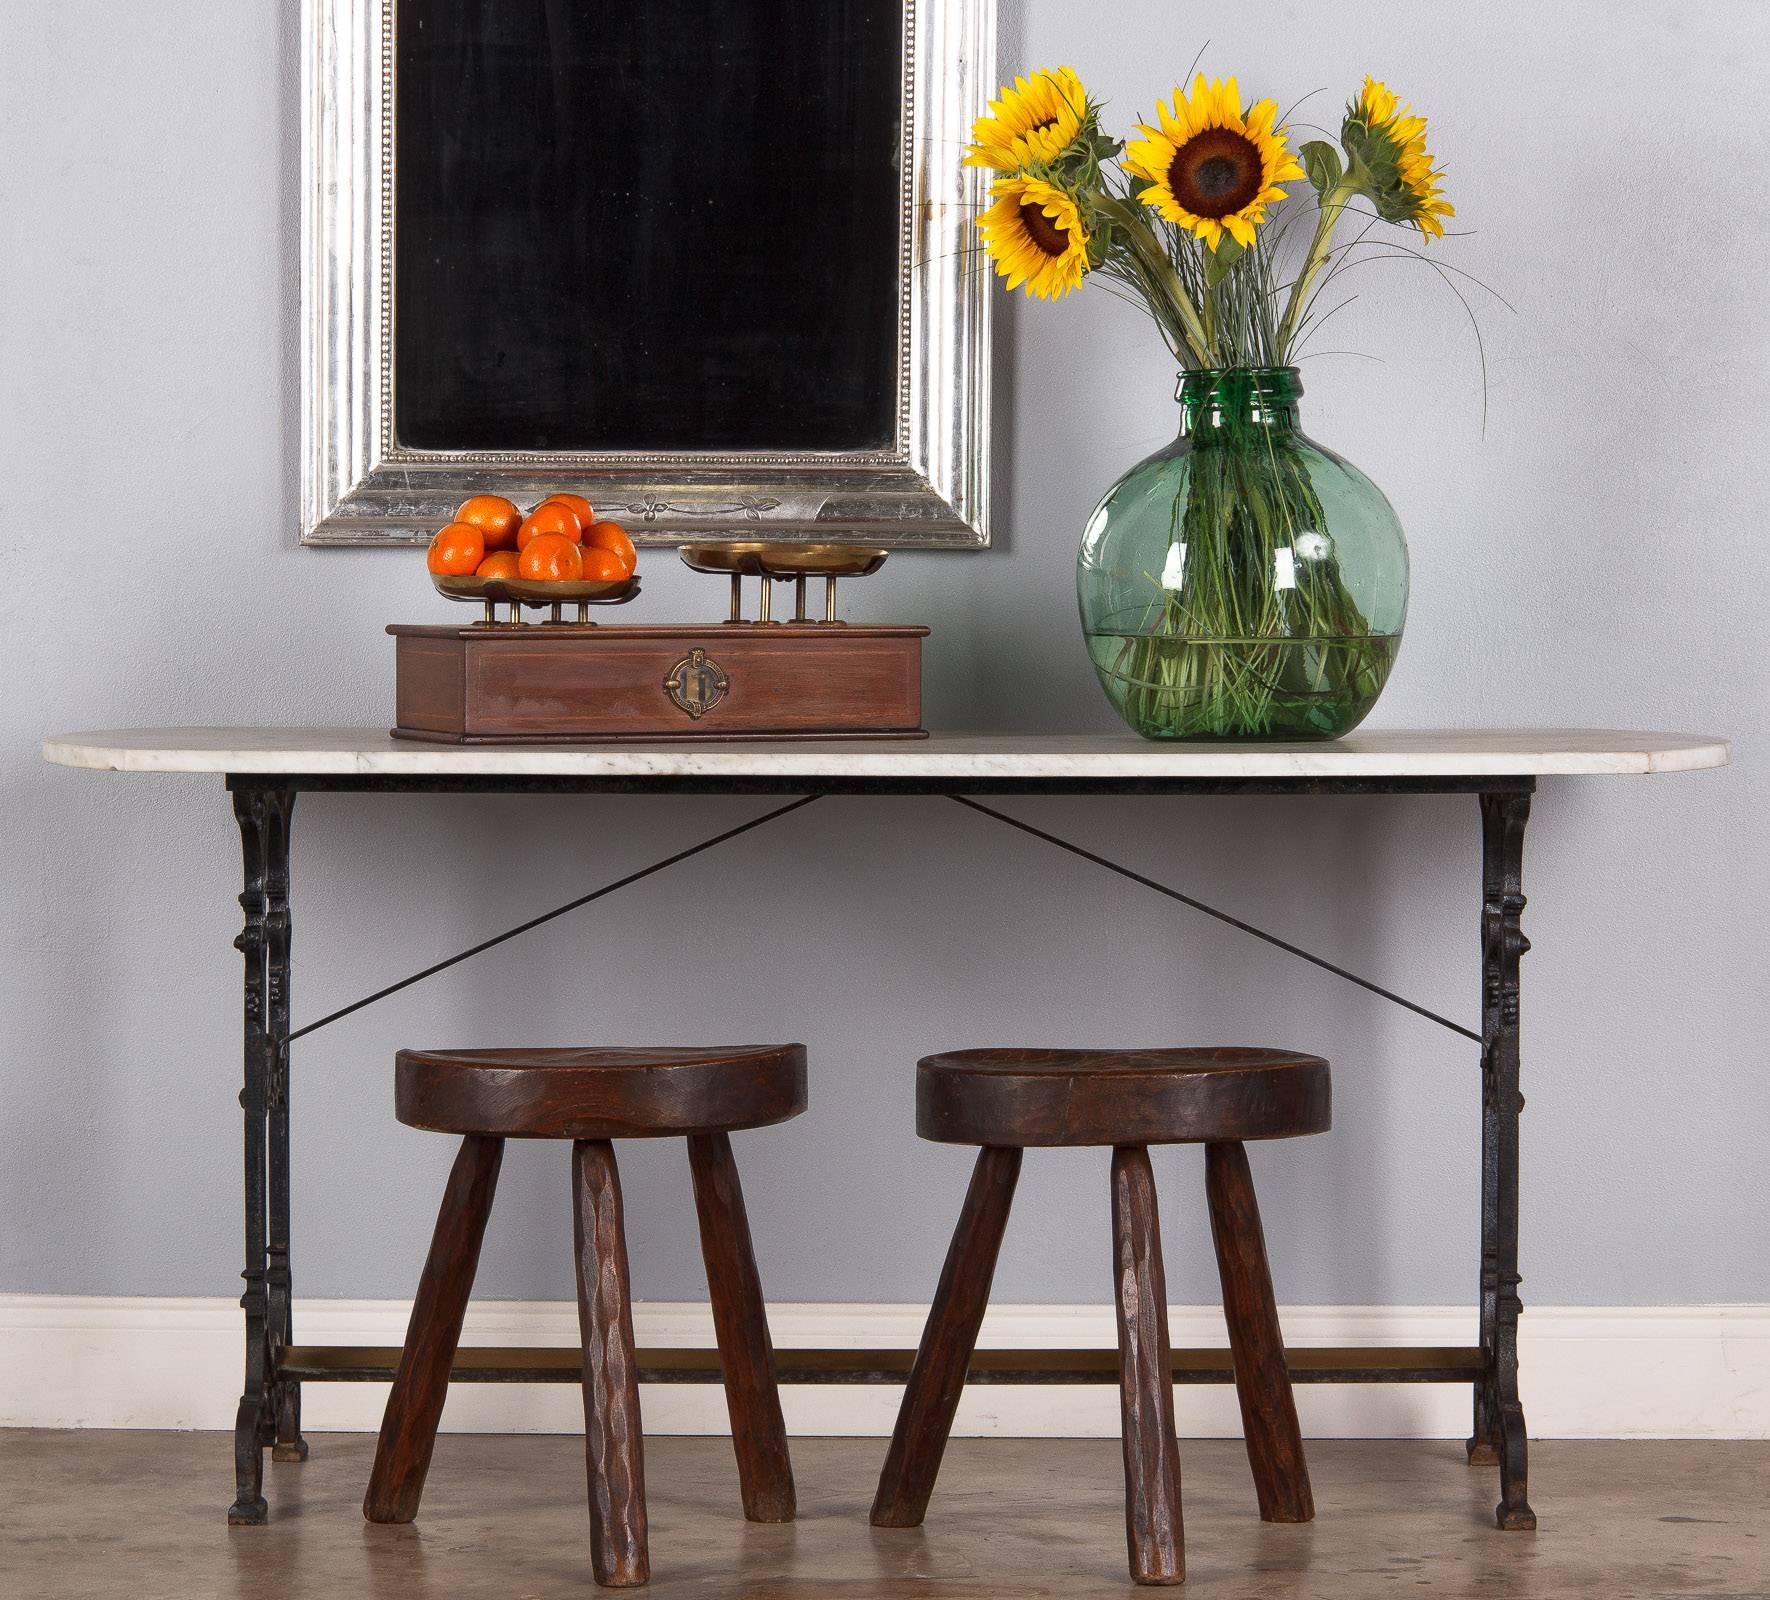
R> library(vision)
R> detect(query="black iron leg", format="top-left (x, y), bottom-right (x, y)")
top-left (1475, 788), bottom-right (1536, 1530)
top-left (263, 788), bottom-right (306, 1465)
top-left (230, 783), bottom-right (297, 1523)
top-left (1468, 796), bottom-right (1503, 1470)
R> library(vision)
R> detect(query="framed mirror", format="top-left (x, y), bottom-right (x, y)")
top-left (302, 0), bottom-right (994, 547)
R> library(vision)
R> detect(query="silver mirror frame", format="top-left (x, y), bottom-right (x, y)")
top-left (300, 0), bottom-right (995, 548)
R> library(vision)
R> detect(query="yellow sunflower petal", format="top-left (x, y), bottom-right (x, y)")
top-left (1132, 73), bottom-right (1301, 248)
top-left (1219, 78), bottom-right (1245, 131)
top-left (1350, 76), bottom-right (1454, 240)
top-left (965, 65), bottom-right (1088, 171)
top-left (975, 175), bottom-right (1091, 300)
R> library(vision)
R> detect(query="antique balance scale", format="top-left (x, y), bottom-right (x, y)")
top-left (390, 543), bottom-right (926, 742)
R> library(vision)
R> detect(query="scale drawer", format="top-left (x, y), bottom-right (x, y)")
top-left (390, 622), bottom-right (927, 743)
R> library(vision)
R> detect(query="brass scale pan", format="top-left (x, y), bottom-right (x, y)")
top-left (678, 542), bottom-right (889, 624)
top-left (432, 542), bottom-right (888, 625)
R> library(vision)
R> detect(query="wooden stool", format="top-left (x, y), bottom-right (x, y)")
top-left (363, 1044), bottom-right (807, 1588)
top-left (871, 1047), bottom-right (1330, 1587)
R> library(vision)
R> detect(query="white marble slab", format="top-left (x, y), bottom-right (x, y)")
top-left (40, 728), bottom-right (1730, 778)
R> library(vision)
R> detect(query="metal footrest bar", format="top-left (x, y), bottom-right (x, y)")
top-left (278, 1343), bottom-right (1486, 1386)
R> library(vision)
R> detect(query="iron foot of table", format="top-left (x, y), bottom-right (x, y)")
top-left (1496, 1408), bottom-right (1537, 1531)
top-left (1478, 1383), bottom-right (1535, 1526)
top-left (271, 1378), bottom-right (308, 1462)
top-left (1465, 1376), bottom-right (1498, 1463)
top-left (228, 1392), bottom-right (269, 1525)
top-left (1497, 1501), bottom-right (1538, 1531)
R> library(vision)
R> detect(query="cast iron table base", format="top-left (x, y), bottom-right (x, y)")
top-left (226, 771), bottom-right (1536, 1532)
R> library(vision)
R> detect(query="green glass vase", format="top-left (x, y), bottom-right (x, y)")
top-left (1077, 367), bottom-right (1408, 741)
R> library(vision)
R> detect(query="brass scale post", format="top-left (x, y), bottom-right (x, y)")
top-left (681, 542), bottom-right (889, 625)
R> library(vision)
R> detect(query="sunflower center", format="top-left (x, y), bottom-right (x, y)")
top-left (1017, 201), bottom-right (1069, 258)
top-left (1029, 115), bottom-right (1059, 133)
top-left (1168, 127), bottom-right (1264, 219)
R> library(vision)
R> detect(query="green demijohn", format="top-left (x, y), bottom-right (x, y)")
top-left (1077, 368), bottom-right (1408, 740)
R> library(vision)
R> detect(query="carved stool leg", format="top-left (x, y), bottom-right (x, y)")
top-left (1111, 1145), bottom-right (1185, 1586)
top-left (364, 1134), bottom-right (504, 1524)
top-left (573, 1139), bottom-right (649, 1588)
top-left (687, 1132), bottom-right (795, 1522)
top-left (870, 1145), bottom-right (1022, 1528)
top-left (1205, 1141), bottom-right (1314, 1523)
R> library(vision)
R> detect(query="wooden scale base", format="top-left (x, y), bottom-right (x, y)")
top-left (392, 543), bottom-right (927, 743)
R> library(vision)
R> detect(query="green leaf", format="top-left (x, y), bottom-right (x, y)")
top-left (1203, 232), bottom-right (1244, 286)
top-left (1300, 140), bottom-right (1344, 196)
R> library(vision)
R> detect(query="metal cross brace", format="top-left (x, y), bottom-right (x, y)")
top-left (289, 791), bottom-right (1475, 1044)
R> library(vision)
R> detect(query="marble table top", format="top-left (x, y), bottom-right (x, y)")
top-left (41, 728), bottom-right (1730, 779)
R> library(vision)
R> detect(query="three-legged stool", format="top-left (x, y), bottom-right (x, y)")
top-left (871, 1046), bottom-right (1330, 1586)
top-left (364, 1044), bottom-right (807, 1587)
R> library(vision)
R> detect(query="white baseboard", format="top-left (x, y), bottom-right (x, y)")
top-left (0, 1296), bottom-right (1764, 1438)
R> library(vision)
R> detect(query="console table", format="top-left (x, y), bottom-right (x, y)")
top-left (41, 728), bottom-right (1729, 1533)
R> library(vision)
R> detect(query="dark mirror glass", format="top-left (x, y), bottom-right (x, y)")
top-left (393, 0), bottom-right (903, 454)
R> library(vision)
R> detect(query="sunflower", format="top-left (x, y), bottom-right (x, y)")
top-left (1343, 77), bottom-right (1454, 240)
top-left (977, 176), bottom-right (1090, 299)
top-left (965, 66), bottom-right (1087, 171)
top-left (1124, 75), bottom-right (1303, 251)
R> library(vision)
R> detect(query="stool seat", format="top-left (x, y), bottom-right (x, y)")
top-left (395, 1044), bottom-right (807, 1139)
top-left (917, 1046), bottom-right (1330, 1148)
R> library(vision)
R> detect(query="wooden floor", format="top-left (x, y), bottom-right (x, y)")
top-left (0, 1431), bottom-right (1763, 1598)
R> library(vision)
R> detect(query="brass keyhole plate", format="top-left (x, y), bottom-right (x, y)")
top-left (663, 649), bottom-right (730, 719)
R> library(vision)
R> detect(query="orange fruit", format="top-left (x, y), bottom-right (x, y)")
top-left (516, 501), bottom-right (583, 551)
top-left (475, 550), bottom-right (521, 580)
top-left (427, 522), bottom-right (485, 576)
top-left (540, 492), bottom-right (596, 527)
top-left (455, 495), bottom-right (523, 551)
top-left (579, 546), bottom-right (631, 582)
top-left (518, 533), bottom-right (584, 581)
top-left (583, 519), bottom-right (636, 575)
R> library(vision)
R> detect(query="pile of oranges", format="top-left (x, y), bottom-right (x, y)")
top-left (426, 493), bottom-right (639, 584)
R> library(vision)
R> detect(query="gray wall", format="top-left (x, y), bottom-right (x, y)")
top-left (2, 1), bottom-right (1762, 1310)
